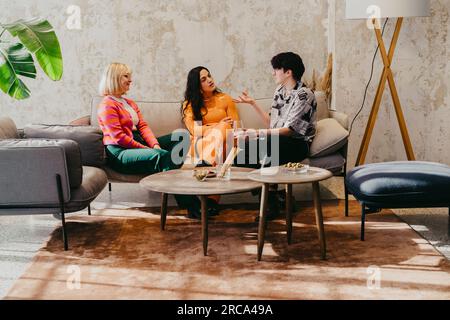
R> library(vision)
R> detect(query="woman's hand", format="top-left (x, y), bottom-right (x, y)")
top-left (219, 116), bottom-right (234, 126)
top-left (233, 90), bottom-right (255, 106)
top-left (153, 144), bottom-right (162, 149)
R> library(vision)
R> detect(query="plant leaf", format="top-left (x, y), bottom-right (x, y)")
top-left (3, 17), bottom-right (63, 81)
top-left (0, 42), bottom-right (36, 100)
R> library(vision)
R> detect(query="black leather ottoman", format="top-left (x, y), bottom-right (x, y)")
top-left (345, 161), bottom-right (450, 240)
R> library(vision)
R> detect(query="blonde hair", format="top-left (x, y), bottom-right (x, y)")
top-left (98, 62), bottom-right (132, 96)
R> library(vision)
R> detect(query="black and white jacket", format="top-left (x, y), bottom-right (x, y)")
top-left (270, 81), bottom-right (317, 142)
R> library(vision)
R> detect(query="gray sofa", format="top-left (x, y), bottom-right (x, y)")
top-left (0, 117), bottom-right (108, 250)
top-left (24, 91), bottom-right (349, 212)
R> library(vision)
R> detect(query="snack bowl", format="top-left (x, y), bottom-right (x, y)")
top-left (193, 169), bottom-right (216, 181)
top-left (283, 163), bottom-right (309, 174)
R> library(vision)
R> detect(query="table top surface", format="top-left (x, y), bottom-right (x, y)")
top-left (247, 166), bottom-right (333, 184)
top-left (139, 167), bottom-right (262, 195)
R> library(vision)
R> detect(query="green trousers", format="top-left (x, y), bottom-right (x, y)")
top-left (106, 131), bottom-right (197, 209)
top-left (105, 132), bottom-right (184, 174)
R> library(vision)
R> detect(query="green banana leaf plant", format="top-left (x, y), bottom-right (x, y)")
top-left (0, 17), bottom-right (63, 100)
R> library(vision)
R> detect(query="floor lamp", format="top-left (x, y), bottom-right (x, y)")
top-left (345, 0), bottom-right (430, 165)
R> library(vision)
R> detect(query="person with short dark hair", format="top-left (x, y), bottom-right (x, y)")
top-left (234, 52), bottom-right (317, 219)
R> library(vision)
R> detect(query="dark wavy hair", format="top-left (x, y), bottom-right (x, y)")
top-left (181, 66), bottom-right (220, 121)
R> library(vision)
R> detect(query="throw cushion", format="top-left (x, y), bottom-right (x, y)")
top-left (315, 91), bottom-right (330, 121)
top-left (69, 115), bottom-right (91, 126)
top-left (309, 118), bottom-right (349, 158)
top-left (0, 117), bottom-right (19, 139)
top-left (24, 124), bottom-right (106, 167)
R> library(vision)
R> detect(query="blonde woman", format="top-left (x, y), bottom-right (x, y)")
top-left (97, 62), bottom-right (200, 217)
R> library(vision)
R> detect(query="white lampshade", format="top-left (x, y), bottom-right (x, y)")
top-left (346, 0), bottom-right (430, 19)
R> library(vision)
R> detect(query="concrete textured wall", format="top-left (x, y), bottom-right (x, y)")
top-left (0, 0), bottom-right (327, 127)
top-left (1, 0), bottom-right (448, 166)
top-left (334, 0), bottom-right (450, 167)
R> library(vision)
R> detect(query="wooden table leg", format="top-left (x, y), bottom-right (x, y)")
top-left (257, 183), bottom-right (269, 261)
top-left (160, 193), bottom-right (168, 231)
top-left (312, 182), bottom-right (326, 260)
top-left (201, 195), bottom-right (208, 256)
top-left (285, 184), bottom-right (293, 245)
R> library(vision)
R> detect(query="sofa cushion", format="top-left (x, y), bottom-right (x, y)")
top-left (346, 161), bottom-right (450, 208)
top-left (0, 117), bottom-right (19, 139)
top-left (0, 138), bottom-right (82, 189)
top-left (103, 166), bottom-right (146, 183)
top-left (90, 96), bottom-right (185, 137)
top-left (302, 152), bottom-right (346, 174)
top-left (309, 118), bottom-right (349, 158)
top-left (88, 91), bottom-right (333, 137)
top-left (24, 124), bottom-right (106, 167)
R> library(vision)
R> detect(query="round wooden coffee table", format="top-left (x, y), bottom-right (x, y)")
top-left (139, 167), bottom-right (261, 256)
top-left (248, 166), bottom-right (333, 261)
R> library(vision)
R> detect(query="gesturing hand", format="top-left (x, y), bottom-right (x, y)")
top-left (233, 90), bottom-right (255, 106)
top-left (153, 145), bottom-right (162, 149)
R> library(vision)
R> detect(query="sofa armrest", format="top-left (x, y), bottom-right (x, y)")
top-left (0, 140), bottom-right (72, 206)
top-left (329, 111), bottom-right (349, 130)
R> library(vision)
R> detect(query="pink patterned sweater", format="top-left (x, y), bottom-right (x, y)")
top-left (97, 96), bottom-right (159, 149)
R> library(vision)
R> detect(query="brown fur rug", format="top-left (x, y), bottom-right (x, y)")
top-left (5, 200), bottom-right (450, 299)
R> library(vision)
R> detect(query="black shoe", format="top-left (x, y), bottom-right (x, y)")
top-left (186, 198), bottom-right (219, 219)
top-left (187, 207), bottom-right (201, 220)
top-left (186, 196), bottom-right (201, 220)
top-left (206, 198), bottom-right (220, 216)
top-left (175, 195), bottom-right (200, 210)
top-left (255, 191), bottom-right (280, 222)
top-left (251, 188), bottom-right (261, 197)
top-left (268, 190), bottom-right (280, 215)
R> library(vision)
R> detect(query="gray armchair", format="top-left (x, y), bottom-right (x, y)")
top-left (0, 117), bottom-right (108, 250)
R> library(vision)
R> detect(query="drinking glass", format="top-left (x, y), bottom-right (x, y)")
top-left (233, 120), bottom-right (244, 134)
top-left (215, 164), bottom-right (231, 180)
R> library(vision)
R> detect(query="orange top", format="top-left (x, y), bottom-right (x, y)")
top-left (182, 92), bottom-right (240, 135)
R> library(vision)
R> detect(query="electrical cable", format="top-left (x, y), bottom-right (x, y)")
top-left (348, 18), bottom-right (389, 135)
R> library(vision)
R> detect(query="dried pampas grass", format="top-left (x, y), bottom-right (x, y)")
top-left (304, 53), bottom-right (333, 102)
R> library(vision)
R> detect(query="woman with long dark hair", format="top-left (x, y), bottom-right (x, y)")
top-left (181, 66), bottom-right (240, 215)
top-left (182, 66), bottom-right (239, 166)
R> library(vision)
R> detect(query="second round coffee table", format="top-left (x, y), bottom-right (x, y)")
top-left (248, 166), bottom-right (333, 261)
top-left (139, 167), bottom-right (261, 256)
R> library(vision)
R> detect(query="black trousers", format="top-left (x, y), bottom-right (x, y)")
top-left (233, 134), bottom-right (310, 169)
